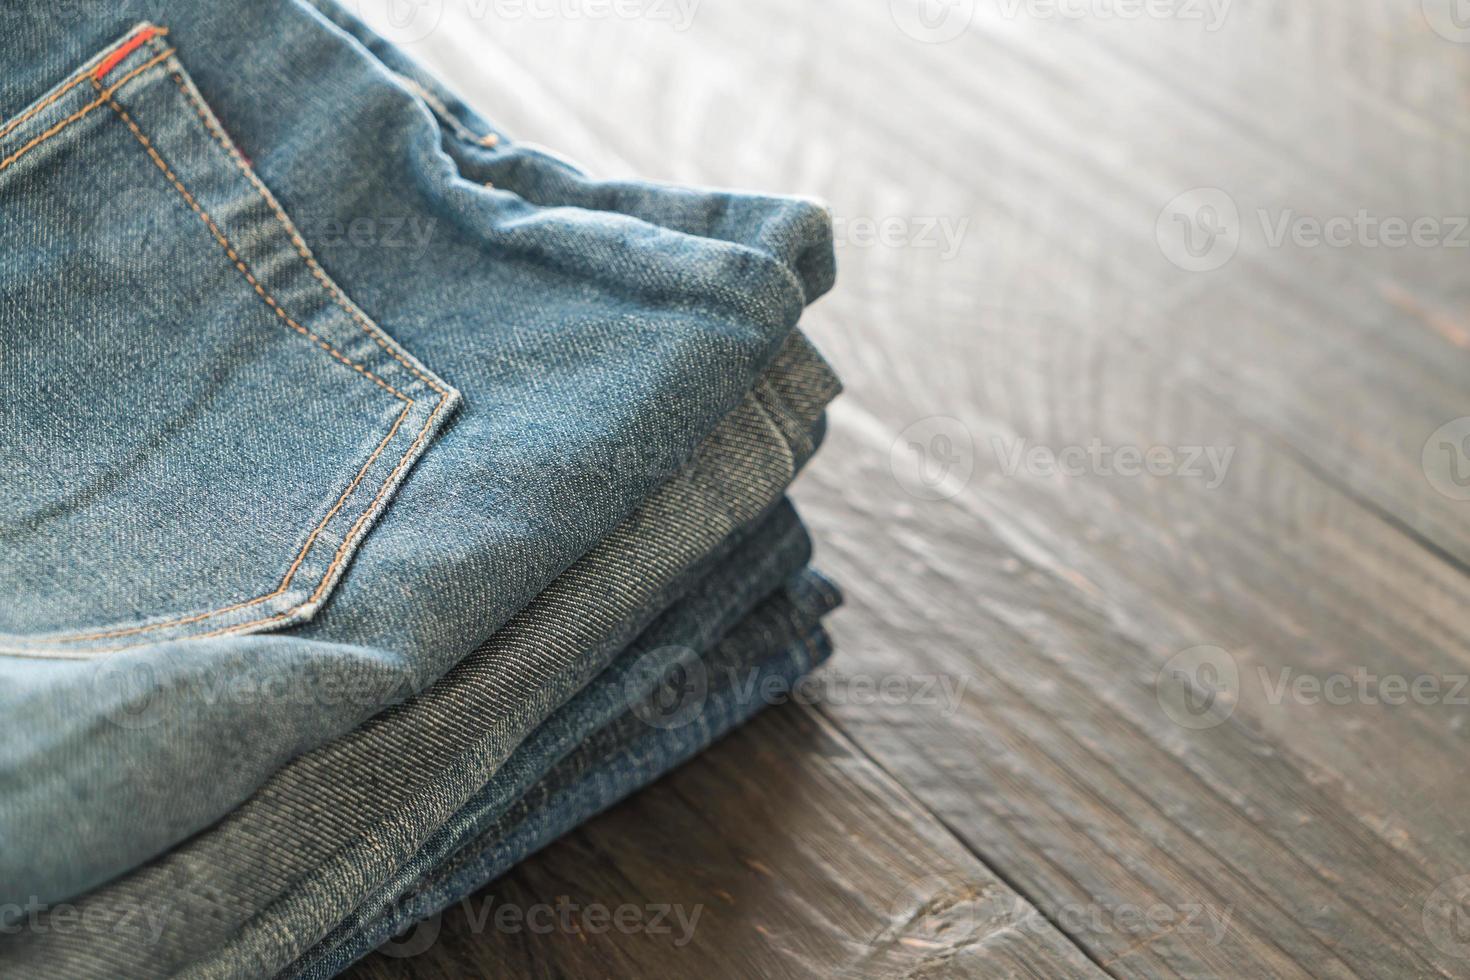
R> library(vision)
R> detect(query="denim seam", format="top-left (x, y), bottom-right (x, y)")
top-left (102, 90), bottom-right (455, 643)
top-left (165, 68), bottom-right (452, 395)
top-left (400, 591), bottom-right (814, 908)
top-left (0, 22), bottom-right (170, 141)
top-left (20, 89), bottom-right (420, 650)
top-left (391, 72), bottom-right (498, 150)
top-left (0, 25), bottom-right (167, 142)
top-left (0, 345), bottom-right (834, 973)
top-left (186, 401), bottom-right (819, 975)
top-left (105, 82), bottom-right (412, 398)
top-left (0, 48), bottom-right (174, 174)
top-left (2, 37), bottom-right (454, 652)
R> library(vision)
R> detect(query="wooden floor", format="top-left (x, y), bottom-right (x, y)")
top-left (348, 2), bottom-right (1470, 976)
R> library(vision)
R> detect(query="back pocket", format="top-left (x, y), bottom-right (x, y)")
top-left (0, 24), bottom-right (460, 657)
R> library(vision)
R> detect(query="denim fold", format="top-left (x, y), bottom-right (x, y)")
top-left (1, 4), bottom-right (844, 976)
top-left (1, 0), bottom-right (836, 908)
top-left (288, 571), bottom-right (839, 979)
top-left (0, 341), bottom-right (837, 979)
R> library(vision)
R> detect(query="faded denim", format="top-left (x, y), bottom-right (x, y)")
top-left (289, 571), bottom-right (839, 979)
top-left (0, 0), bottom-right (835, 908)
top-left (0, 350), bottom-right (837, 977)
top-left (285, 517), bottom-right (826, 976)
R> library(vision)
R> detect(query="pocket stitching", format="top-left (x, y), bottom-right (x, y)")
top-left (99, 81), bottom-right (412, 399)
top-left (0, 27), bottom-right (167, 143)
top-left (6, 35), bottom-right (455, 651)
top-left (24, 85), bottom-right (415, 646)
top-left (0, 47), bottom-right (175, 175)
top-left (166, 69), bottom-right (450, 396)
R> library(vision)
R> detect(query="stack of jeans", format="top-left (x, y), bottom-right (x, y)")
top-left (0, 2), bottom-right (840, 977)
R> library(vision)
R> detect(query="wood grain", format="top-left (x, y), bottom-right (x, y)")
top-left (349, 706), bottom-right (1102, 979)
top-left (344, 0), bottom-right (1470, 975)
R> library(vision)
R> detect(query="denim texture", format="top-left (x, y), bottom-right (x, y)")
top-left (288, 573), bottom-right (838, 979)
top-left (0, 347), bottom-right (836, 979)
top-left (1, 327), bottom-right (836, 923)
top-left (282, 536), bottom-right (828, 979)
top-left (0, 0), bottom-right (835, 908)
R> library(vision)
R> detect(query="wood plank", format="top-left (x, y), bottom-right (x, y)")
top-left (348, 705), bottom-right (1103, 980)
top-left (795, 425), bottom-right (1470, 977)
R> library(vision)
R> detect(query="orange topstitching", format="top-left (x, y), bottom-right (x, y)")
top-left (0, 27), bottom-right (169, 144)
top-left (5, 39), bottom-right (450, 650)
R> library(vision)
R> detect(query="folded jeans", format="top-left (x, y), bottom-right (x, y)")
top-left (290, 571), bottom-right (839, 979)
top-left (0, 338), bottom-right (838, 978)
top-left (0, 0), bottom-right (835, 908)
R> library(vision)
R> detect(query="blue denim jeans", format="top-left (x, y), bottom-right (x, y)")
top-left (289, 573), bottom-right (838, 979)
top-left (0, 381), bottom-right (834, 979)
top-left (0, 0), bottom-right (835, 909)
